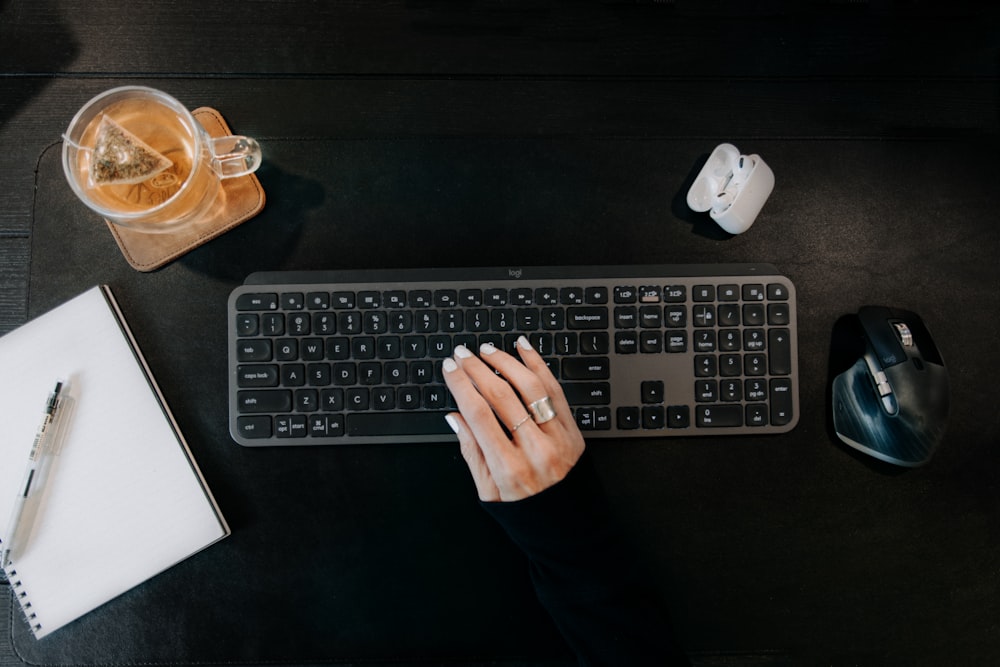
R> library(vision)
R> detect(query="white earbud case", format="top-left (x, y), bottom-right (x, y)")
top-left (686, 143), bottom-right (775, 235)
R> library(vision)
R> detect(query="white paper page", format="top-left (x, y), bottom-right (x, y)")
top-left (0, 286), bottom-right (228, 639)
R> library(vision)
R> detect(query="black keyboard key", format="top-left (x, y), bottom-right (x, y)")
top-left (535, 287), bottom-right (559, 305)
top-left (662, 285), bottom-right (686, 302)
top-left (718, 285), bottom-right (739, 301)
top-left (459, 289), bottom-right (483, 306)
top-left (667, 405), bottom-right (690, 428)
top-left (767, 283), bottom-right (790, 300)
top-left (696, 405), bottom-right (743, 427)
top-left (746, 404), bottom-right (769, 426)
top-left (768, 303), bottom-right (790, 326)
top-left (769, 328), bottom-right (792, 375)
top-left (237, 416), bottom-right (272, 438)
top-left (562, 382), bottom-right (611, 405)
top-left (742, 284), bottom-right (765, 301)
top-left (237, 364), bottom-right (279, 387)
top-left (281, 293), bottom-right (304, 310)
top-left (585, 287), bottom-right (608, 304)
top-left (434, 289), bottom-right (458, 307)
top-left (615, 331), bottom-right (638, 354)
top-left (617, 406), bottom-right (640, 429)
top-left (236, 293), bottom-right (278, 311)
top-left (261, 313), bottom-right (285, 336)
top-left (665, 331), bottom-right (687, 353)
top-left (613, 286), bottom-right (637, 303)
top-left (641, 380), bottom-right (664, 403)
top-left (567, 306), bottom-right (608, 329)
top-left (743, 304), bottom-right (765, 326)
top-left (560, 287), bottom-right (585, 305)
top-left (562, 357), bottom-right (611, 380)
top-left (642, 406), bottom-right (665, 429)
top-left (347, 412), bottom-right (454, 436)
top-left (306, 292), bottom-right (330, 309)
top-left (614, 306), bottom-right (638, 328)
top-left (332, 292), bottom-right (355, 308)
top-left (770, 378), bottom-right (794, 426)
top-left (639, 286), bottom-right (661, 303)
top-left (485, 288), bottom-right (508, 306)
top-left (385, 291), bottom-right (407, 308)
top-left (238, 390), bottom-right (292, 413)
top-left (236, 314), bottom-right (259, 336)
top-left (358, 291), bottom-right (380, 308)
top-left (511, 288), bottom-right (533, 305)
top-left (580, 332), bottom-right (609, 355)
top-left (408, 290), bottom-right (431, 308)
top-left (237, 339), bottom-right (272, 362)
top-left (692, 285), bottom-right (715, 302)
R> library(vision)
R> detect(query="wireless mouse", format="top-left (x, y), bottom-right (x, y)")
top-left (831, 306), bottom-right (949, 467)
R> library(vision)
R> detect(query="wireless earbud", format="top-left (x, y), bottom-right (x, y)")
top-left (711, 189), bottom-right (736, 214)
top-left (686, 143), bottom-right (775, 235)
top-left (729, 155), bottom-right (754, 187)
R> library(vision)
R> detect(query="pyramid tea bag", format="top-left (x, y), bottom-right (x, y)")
top-left (89, 116), bottom-right (173, 186)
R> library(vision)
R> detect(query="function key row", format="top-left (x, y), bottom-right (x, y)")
top-left (235, 281), bottom-right (791, 312)
top-left (617, 283), bottom-right (789, 304)
top-left (237, 287), bottom-right (610, 311)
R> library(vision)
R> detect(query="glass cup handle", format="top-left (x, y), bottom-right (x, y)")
top-left (209, 135), bottom-right (262, 179)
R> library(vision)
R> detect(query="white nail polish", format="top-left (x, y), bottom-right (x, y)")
top-left (480, 342), bottom-right (497, 355)
top-left (517, 335), bottom-right (532, 350)
top-left (453, 345), bottom-right (473, 359)
top-left (443, 357), bottom-right (458, 373)
top-left (445, 414), bottom-right (460, 434)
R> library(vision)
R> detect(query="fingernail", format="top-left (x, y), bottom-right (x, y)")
top-left (443, 357), bottom-right (458, 373)
top-left (517, 335), bottom-right (532, 351)
top-left (445, 414), bottom-right (460, 434)
top-left (453, 345), bottom-right (473, 359)
top-left (480, 342), bottom-right (498, 355)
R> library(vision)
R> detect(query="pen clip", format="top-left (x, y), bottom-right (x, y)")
top-left (44, 388), bottom-right (74, 458)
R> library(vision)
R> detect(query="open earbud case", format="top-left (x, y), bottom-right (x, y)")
top-left (686, 143), bottom-right (775, 235)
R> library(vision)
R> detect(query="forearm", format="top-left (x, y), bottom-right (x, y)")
top-left (482, 453), bottom-right (689, 666)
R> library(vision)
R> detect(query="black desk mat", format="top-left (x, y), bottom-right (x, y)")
top-left (14, 136), bottom-right (1000, 665)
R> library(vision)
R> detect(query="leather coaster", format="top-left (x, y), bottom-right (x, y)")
top-left (105, 107), bottom-right (266, 271)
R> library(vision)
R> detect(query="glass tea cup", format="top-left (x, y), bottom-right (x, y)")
top-left (62, 86), bottom-right (261, 233)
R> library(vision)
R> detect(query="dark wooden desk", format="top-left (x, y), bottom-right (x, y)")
top-left (2, 3), bottom-right (999, 666)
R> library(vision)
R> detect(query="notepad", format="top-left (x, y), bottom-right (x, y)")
top-left (0, 286), bottom-right (229, 639)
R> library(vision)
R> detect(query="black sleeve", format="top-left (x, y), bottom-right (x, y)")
top-left (481, 452), bottom-right (689, 667)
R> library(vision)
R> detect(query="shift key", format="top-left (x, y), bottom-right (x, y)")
top-left (562, 382), bottom-right (611, 405)
top-left (238, 389), bottom-right (292, 413)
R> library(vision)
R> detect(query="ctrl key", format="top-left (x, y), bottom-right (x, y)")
top-left (237, 416), bottom-right (272, 439)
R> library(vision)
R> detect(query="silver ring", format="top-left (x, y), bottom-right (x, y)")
top-left (528, 396), bottom-right (557, 424)
top-left (510, 414), bottom-right (532, 432)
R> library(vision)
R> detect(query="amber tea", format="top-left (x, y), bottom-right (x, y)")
top-left (74, 98), bottom-right (198, 214)
top-left (63, 87), bottom-right (261, 233)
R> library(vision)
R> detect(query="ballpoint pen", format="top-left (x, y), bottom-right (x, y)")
top-left (1, 380), bottom-right (66, 569)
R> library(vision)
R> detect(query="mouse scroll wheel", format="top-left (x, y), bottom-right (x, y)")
top-left (893, 322), bottom-right (914, 347)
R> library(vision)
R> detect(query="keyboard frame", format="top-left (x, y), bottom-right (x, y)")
top-left (228, 264), bottom-right (799, 446)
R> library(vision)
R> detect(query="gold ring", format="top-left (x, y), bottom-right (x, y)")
top-left (510, 414), bottom-right (532, 432)
top-left (528, 396), bottom-right (557, 424)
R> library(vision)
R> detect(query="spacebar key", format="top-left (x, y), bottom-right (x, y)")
top-left (347, 412), bottom-right (454, 436)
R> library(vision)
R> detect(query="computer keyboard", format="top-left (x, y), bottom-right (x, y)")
top-left (228, 264), bottom-right (799, 446)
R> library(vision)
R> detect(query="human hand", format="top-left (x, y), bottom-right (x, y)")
top-left (443, 335), bottom-right (586, 502)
